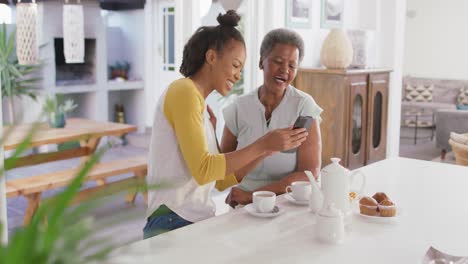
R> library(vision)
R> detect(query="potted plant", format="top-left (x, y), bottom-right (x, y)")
top-left (0, 23), bottom-right (42, 124)
top-left (43, 94), bottom-right (77, 128)
top-left (109, 61), bottom-right (131, 81)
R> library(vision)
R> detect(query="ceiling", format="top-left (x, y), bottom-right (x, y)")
top-left (0, 0), bottom-right (145, 10)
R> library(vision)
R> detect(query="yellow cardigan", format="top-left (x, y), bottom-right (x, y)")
top-left (163, 78), bottom-right (237, 191)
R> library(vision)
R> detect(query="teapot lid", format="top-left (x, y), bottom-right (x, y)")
top-left (319, 203), bottom-right (343, 218)
top-left (321, 157), bottom-right (346, 176)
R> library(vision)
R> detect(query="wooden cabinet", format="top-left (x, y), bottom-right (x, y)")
top-left (294, 68), bottom-right (391, 169)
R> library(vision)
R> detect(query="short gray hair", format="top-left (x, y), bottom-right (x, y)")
top-left (259, 28), bottom-right (304, 65)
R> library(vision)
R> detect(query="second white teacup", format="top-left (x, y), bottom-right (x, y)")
top-left (252, 191), bottom-right (276, 213)
top-left (285, 181), bottom-right (312, 201)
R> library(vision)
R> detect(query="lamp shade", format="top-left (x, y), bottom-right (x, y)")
top-left (16, 0), bottom-right (38, 65)
top-left (63, 3), bottom-right (84, 63)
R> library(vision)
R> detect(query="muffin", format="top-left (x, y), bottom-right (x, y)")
top-left (378, 199), bottom-right (397, 217)
top-left (372, 192), bottom-right (389, 203)
top-left (359, 196), bottom-right (379, 216)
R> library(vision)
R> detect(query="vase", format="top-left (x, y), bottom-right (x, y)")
top-left (347, 30), bottom-right (369, 69)
top-left (48, 112), bottom-right (66, 128)
top-left (320, 28), bottom-right (353, 69)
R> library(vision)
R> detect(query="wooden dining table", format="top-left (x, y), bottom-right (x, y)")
top-left (3, 118), bottom-right (136, 169)
top-left (108, 158), bottom-right (468, 264)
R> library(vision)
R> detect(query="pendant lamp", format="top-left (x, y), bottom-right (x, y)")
top-left (16, 0), bottom-right (38, 65)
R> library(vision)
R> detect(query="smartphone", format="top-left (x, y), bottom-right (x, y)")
top-left (281, 116), bottom-right (314, 153)
top-left (293, 116), bottom-right (314, 130)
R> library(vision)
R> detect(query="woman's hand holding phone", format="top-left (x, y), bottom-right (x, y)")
top-left (282, 116), bottom-right (314, 153)
top-left (259, 127), bottom-right (308, 154)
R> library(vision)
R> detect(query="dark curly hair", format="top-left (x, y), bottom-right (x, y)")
top-left (179, 10), bottom-right (245, 77)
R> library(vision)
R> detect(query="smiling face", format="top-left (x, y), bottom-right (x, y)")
top-left (260, 43), bottom-right (299, 92)
top-left (208, 39), bottom-right (246, 96)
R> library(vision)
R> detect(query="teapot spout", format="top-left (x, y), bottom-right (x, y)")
top-left (305, 170), bottom-right (324, 213)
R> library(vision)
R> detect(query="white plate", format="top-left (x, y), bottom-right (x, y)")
top-left (284, 193), bottom-right (309, 205)
top-left (244, 204), bottom-right (285, 218)
top-left (354, 205), bottom-right (401, 223)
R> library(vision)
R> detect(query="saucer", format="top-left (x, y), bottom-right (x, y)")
top-left (284, 193), bottom-right (309, 205)
top-left (244, 204), bottom-right (284, 218)
top-left (353, 205), bottom-right (401, 223)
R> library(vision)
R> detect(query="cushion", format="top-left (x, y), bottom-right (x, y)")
top-left (457, 87), bottom-right (468, 105)
top-left (405, 84), bottom-right (434, 102)
top-left (456, 104), bottom-right (468, 110)
top-left (450, 132), bottom-right (468, 145)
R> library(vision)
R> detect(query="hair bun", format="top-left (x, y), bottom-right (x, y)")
top-left (217, 10), bottom-right (241, 27)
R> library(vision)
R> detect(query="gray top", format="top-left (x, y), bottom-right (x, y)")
top-left (223, 85), bottom-right (323, 191)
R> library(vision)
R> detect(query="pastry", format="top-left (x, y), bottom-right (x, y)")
top-left (359, 196), bottom-right (379, 216)
top-left (372, 192), bottom-right (389, 203)
top-left (378, 199), bottom-right (397, 217)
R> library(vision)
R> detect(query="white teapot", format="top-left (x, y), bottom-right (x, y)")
top-left (305, 157), bottom-right (366, 215)
top-left (316, 202), bottom-right (344, 244)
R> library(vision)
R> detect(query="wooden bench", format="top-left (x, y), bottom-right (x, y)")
top-left (6, 156), bottom-right (148, 225)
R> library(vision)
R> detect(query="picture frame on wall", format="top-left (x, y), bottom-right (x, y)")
top-left (285, 0), bottom-right (312, 28)
top-left (320, 0), bottom-right (344, 28)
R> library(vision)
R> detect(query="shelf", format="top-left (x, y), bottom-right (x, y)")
top-left (54, 85), bottom-right (99, 94)
top-left (107, 80), bottom-right (144, 91)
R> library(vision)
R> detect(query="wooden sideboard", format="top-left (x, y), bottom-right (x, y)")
top-left (294, 68), bottom-right (392, 169)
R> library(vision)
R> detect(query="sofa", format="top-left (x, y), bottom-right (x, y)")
top-left (401, 76), bottom-right (468, 154)
top-left (401, 76), bottom-right (460, 123)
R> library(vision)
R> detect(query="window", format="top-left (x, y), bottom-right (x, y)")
top-left (162, 6), bottom-right (175, 71)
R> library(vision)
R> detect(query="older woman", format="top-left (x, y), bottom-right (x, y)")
top-left (221, 28), bottom-right (323, 207)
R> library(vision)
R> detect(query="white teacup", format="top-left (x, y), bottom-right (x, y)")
top-left (285, 181), bottom-right (311, 201)
top-left (252, 191), bottom-right (276, 213)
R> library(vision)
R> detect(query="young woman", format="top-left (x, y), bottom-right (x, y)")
top-left (144, 11), bottom-right (308, 239)
top-left (222, 28), bottom-right (323, 207)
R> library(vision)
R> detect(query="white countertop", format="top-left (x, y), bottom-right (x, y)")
top-left (109, 158), bottom-right (468, 263)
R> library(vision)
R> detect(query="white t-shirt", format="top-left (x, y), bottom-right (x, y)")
top-left (223, 85), bottom-right (323, 191)
top-left (146, 88), bottom-right (220, 222)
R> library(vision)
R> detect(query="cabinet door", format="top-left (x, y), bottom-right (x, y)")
top-left (366, 73), bottom-right (389, 164)
top-left (347, 75), bottom-right (368, 169)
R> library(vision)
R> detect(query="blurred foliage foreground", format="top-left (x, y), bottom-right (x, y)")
top-left (0, 121), bottom-right (149, 264)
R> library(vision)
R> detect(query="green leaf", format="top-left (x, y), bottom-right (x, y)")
top-left (0, 23), bottom-right (6, 53)
top-left (5, 27), bottom-right (15, 58)
top-left (8, 64), bottom-right (23, 78)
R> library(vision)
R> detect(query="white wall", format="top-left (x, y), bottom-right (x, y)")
top-left (404, 0), bottom-right (468, 79)
top-left (379, 0), bottom-right (407, 159)
top-left (260, 0), bottom-right (380, 69)
top-left (106, 10), bottom-right (146, 81)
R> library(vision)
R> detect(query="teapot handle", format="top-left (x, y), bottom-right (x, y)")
top-left (350, 171), bottom-right (366, 197)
